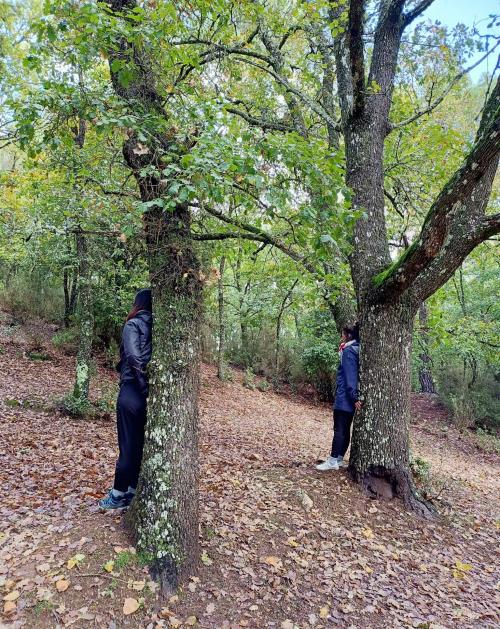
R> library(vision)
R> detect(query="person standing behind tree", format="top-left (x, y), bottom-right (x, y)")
top-left (99, 289), bottom-right (153, 509)
top-left (316, 323), bottom-right (361, 471)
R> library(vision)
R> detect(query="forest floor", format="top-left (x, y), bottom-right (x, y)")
top-left (0, 311), bottom-right (499, 629)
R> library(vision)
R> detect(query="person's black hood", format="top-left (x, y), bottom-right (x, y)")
top-left (133, 288), bottom-right (152, 313)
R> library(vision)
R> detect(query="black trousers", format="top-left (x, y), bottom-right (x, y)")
top-left (330, 409), bottom-right (355, 458)
top-left (113, 382), bottom-right (147, 492)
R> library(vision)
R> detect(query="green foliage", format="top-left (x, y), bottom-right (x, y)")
top-left (243, 367), bottom-right (256, 390)
top-left (51, 327), bottom-right (79, 355)
top-left (410, 455), bottom-right (431, 483)
top-left (256, 377), bottom-right (271, 392)
top-left (60, 392), bottom-right (91, 418)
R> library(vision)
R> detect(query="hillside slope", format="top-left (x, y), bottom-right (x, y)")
top-left (0, 313), bottom-right (499, 628)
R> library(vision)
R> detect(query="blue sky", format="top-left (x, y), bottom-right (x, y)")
top-left (418, 0), bottom-right (499, 82)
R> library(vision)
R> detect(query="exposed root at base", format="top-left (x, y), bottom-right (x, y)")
top-left (350, 465), bottom-right (438, 519)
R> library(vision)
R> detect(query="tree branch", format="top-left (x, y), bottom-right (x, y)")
top-left (373, 77), bottom-right (500, 302)
top-left (390, 45), bottom-right (500, 131)
top-left (224, 107), bottom-right (296, 133)
top-left (349, 0), bottom-right (367, 118)
top-left (402, 0), bottom-right (436, 27)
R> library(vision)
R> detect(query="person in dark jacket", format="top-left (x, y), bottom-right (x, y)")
top-left (316, 322), bottom-right (361, 471)
top-left (99, 289), bottom-right (153, 509)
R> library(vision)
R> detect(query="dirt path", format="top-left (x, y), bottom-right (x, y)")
top-left (0, 316), bottom-right (499, 628)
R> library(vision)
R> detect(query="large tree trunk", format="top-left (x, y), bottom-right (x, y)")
top-left (350, 300), bottom-right (435, 516)
top-left (103, 0), bottom-right (203, 592)
top-left (72, 231), bottom-right (93, 405)
top-left (128, 204), bottom-right (202, 594)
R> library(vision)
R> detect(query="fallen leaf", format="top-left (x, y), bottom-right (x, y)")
top-left (3, 600), bottom-right (16, 614)
top-left (56, 579), bottom-right (70, 592)
top-left (3, 590), bottom-right (20, 602)
top-left (362, 528), bottom-right (374, 539)
top-left (185, 617), bottom-right (197, 626)
top-left (206, 602), bottom-right (215, 614)
top-left (123, 597), bottom-right (140, 615)
top-left (131, 580), bottom-right (145, 591)
top-left (37, 563), bottom-right (51, 573)
top-left (319, 606), bottom-right (329, 619)
top-left (67, 553), bottom-right (85, 569)
top-left (264, 556), bottom-right (282, 568)
top-left (103, 560), bottom-right (115, 573)
top-left (201, 552), bottom-right (213, 566)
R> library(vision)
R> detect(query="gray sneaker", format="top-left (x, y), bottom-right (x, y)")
top-left (316, 456), bottom-right (339, 471)
top-left (98, 489), bottom-right (132, 510)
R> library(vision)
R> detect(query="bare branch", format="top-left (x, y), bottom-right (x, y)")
top-left (391, 45), bottom-right (500, 131)
top-left (224, 107), bottom-right (296, 133)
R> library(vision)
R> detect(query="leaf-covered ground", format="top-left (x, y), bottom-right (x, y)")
top-left (1, 313), bottom-right (499, 629)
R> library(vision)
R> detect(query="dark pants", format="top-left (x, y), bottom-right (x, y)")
top-left (113, 382), bottom-right (147, 492)
top-left (330, 409), bottom-right (354, 458)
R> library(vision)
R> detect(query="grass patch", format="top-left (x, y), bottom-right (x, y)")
top-left (114, 550), bottom-right (137, 571)
top-left (473, 428), bottom-right (500, 455)
top-left (26, 350), bottom-right (52, 361)
top-left (33, 599), bottom-right (55, 617)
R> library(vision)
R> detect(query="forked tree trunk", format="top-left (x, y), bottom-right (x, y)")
top-left (72, 231), bottom-right (94, 405)
top-left (349, 300), bottom-right (435, 517)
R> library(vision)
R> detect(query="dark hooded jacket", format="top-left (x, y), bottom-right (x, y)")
top-left (334, 340), bottom-right (360, 413)
top-left (117, 290), bottom-right (153, 397)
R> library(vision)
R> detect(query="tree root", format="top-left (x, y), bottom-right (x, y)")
top-left (351, 465), bottom-right (438, 519)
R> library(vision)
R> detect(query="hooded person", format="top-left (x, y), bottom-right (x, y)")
top-left (99, 289), bottom-right (153, 510)
top-left (316, 322), bottom-right (361, 471)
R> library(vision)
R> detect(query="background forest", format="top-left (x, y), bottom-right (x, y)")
top-left (0, 0), bottom-right (498, 437)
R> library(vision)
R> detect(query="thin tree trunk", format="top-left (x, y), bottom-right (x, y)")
top-left (275, 279), bottom-right (298, 377)
top-left (417, 302), bottom-right (436, 394)
top-left (217, 256), bottom-right (226, 380)
top-left (72, 231), bottom-right (93, 404)
top-left (63, 268), bottom-right (71, 328)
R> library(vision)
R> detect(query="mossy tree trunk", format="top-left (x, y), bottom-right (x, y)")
top-left (129, 203), bottom-right (202, 592)
top-left (72, 231), bottom-right (94, 405)
top-left (104, 0), bottom-right (202, 592)
top-left (332, 1), bottom-right (500, 515)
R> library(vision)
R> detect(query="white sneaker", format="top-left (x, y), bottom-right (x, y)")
top-left (316, 456), bottom-right (339, 471)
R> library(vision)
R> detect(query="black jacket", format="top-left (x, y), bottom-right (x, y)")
top-left (117, 311), bottom-right (152, 396)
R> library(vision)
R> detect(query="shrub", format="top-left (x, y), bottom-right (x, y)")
top-left (243, 367), bottom-right (256, 390)
top-left (52, 327), bottom-right (79, 355)
top-left (301, 341), bottom-right (336, 402)
top-left (410, 455), bottom-right (431, 482)
top-left (256, 378), bottom-right (271, 392)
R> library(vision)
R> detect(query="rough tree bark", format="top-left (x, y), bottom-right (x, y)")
top-left (332, 0), bottom-right (500, 515)
top-left (104, 0), bottom-right (201, 592)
